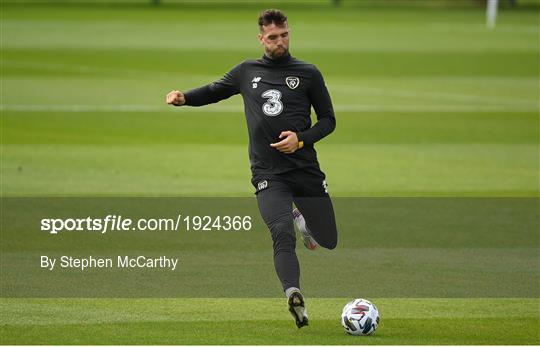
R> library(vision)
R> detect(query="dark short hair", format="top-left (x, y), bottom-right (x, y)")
top-left (258, 9), bottom-right (288, 31)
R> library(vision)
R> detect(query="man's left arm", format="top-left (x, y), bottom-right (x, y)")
top-left (270, 66), bottom-right (335, 154)
top-left (297, 67), bottom-right (336, 146)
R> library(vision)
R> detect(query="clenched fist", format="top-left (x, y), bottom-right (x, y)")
top-left (270, 131), bottom-right (301, 154)
top-left (166, 90), bottom-right (185, 106)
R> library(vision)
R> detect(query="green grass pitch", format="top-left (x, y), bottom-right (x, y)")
top-left (1, 1), bottom-right (539, 345)
top-left (1, 299), bottom-right (538, 344)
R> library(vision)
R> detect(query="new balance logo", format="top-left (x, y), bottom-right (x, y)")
top-left (252, 76), bottom-right (262, 89)
top-left (322, 180), bottom-right (328, 194)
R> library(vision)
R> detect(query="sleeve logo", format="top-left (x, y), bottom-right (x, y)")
top-left (285, 76), bottom-right (300, 89)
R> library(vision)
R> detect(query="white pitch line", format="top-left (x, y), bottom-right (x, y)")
top-left (0, 104), bottom-right (537, 113)
top-left (330, 85), bottom-right (537, 106)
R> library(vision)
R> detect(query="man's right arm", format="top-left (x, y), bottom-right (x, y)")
top-left (166, 63), bottom-right (242, 107)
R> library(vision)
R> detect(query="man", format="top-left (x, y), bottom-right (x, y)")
top-left (166, 9), bottom-right (338, 328)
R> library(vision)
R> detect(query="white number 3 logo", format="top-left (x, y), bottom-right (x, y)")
top-left (261, 89), bottom-right (283, 116)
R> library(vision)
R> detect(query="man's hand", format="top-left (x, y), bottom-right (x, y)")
top-left (270, 131), bottom-right (302, 154)
top-left (166, 90), bottom-right (186, 106)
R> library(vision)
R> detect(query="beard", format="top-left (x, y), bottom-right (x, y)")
top-left (267, 46), bottom-right (288, 59)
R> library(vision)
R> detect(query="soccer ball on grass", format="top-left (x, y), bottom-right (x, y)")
top-left (341, 298), bottom-right (380, 336)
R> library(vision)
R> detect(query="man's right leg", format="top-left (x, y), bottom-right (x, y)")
top-left (255, 179), bottom-right (309, 328)
top-left (255, 179), bottom-right (298, 292)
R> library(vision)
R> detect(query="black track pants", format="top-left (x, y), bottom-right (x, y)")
top-left (253, 167), bottom-right (338, 292)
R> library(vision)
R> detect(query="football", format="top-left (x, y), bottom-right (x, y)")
top-left (341, 298), bottom-right (380, 336)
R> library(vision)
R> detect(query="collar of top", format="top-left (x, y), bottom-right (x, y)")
top-left (262, 52), bottom-right (292, 65)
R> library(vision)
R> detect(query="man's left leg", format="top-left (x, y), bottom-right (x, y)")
top-left (293, 196), bottom-right (337, 250)
top-left (291, 168), bottom-right (338, 250)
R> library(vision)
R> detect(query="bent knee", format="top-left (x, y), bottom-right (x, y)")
top-left (322, 241), bottom-right (337, 250)
top-left (318, 236), bottom-right (337, 250)
top-left (270, 221), bottom-right (295, 241)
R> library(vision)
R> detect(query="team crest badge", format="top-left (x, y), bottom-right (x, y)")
top-left (257, 180), bottom-right (268, 192)
top-left (285, 76), bottom-right (300, 89)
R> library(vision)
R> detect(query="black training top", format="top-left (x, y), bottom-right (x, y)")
top-left (183, 53), bottom-right (336, 179)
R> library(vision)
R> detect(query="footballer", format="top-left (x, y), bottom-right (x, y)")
top-left (166, 9), bottom-right (338, 328)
